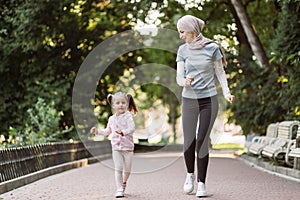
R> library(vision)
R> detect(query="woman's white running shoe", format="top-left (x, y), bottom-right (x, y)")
top-left (196, 182), bottom-right (210, 197)
top-left (183, 173), bottom-right (195, 194)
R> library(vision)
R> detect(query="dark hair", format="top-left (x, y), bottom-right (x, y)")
top-left (107, 92), bottom-right (138, 114)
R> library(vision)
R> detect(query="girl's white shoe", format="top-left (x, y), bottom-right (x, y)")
top-left (115, 187), bottom-right (124, 198)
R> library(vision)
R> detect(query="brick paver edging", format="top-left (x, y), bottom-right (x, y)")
top-left (238, 154), bottom-right (300, 182)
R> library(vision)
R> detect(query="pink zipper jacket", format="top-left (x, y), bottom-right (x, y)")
top-left (97, 111), bottom-right (135, 151)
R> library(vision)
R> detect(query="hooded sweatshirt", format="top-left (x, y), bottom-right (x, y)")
top-left (97, 111), bottom-right (135, 151)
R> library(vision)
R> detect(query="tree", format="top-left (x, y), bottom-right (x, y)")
top-left (230, 0), bottom-right (270, 69)
top-left (134, 0), bottom-right (299, 135)
top-left (0, 0), bottom-right (73, 134)
top-left (270, 0), bottom-right (300, 120)
top-left (2, 0), bottom-right (299, 145)
top-left (228, 0), bottom-right (300, 134)
top-left (0, 0), bottom-right (141, 144)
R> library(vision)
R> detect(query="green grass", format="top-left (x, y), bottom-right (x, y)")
top-left (212, 143), bottom-right (244, 150)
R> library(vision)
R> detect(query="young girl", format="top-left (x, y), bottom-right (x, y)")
top-left (90, 92), bottom-right (138, 198)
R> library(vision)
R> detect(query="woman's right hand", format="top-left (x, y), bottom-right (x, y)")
top-left (185, 76), bottom-right (194, 86)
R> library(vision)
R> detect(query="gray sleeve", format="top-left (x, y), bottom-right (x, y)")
top-left (176, 46), bottom-right (185, 62)
top-left (212, 44), bottom-right (223, 62)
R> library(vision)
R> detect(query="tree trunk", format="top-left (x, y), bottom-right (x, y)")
top-left (230, 0), bottom-right (271, 70)
top-left (227, 0), bottom-right (252, 61)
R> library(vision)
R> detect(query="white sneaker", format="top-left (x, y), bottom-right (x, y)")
top-left (196, 182), bottom-right (208, 197)
top-left (183, 173), bottom-right (195, 194)
top-left (115, 187), bottom-right (124, 198)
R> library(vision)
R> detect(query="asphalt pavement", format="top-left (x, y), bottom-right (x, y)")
top-left (1, 151), bottom-right (300, 200)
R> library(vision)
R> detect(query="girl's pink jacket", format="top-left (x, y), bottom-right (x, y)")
top-left (97, 111), bottom-right (135, 151)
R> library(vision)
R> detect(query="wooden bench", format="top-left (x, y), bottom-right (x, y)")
top-left (248, 123), bottom-right (279, 156)
top-left (261, 121), bottom-right (300, 163)
top-left (285, 127), bottom-right (300, 169)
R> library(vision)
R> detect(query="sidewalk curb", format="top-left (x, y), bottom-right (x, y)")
top-left (0, 154), bottom-right (111, 194)
top-left (237, 154), bottom-right (300, 183)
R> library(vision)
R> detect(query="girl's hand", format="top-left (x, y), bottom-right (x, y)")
top-left (226, 95), bottom-right (235, 104)
top-left (90, 127), bottom-right (98, 135)
top-left (116, 130), bottom-right (124, 136)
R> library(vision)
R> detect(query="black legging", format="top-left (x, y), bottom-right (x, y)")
top-left (182, 95), bottom-right (218, 183)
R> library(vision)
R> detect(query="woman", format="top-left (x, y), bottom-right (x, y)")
top-left (176, 15), bottom-right (234, 197)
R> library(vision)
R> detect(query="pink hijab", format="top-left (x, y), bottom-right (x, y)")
top-left (177, 15), bottom-right (227, 67)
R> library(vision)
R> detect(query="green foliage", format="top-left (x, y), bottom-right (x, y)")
top-left (245, 0), bottom-right (278, 51)
top-left (0, 98), bottom-right (73, 148)
top-left (228, 60), bottom-right (287, 134)
top-left (270, 0), bottom-right (300, 120)
top-left (271, 0), bottom-right (300, 60)
top-left (0, 0), bottom-right (77, 135)
top-left (228, 0), bottom-right (300, 134)
top-left (0, 0), bottom-right (138, 141)
top-left (24, 98), bottom-right (73, 145)
top-left (1, 0), bottom-right (299, 143)
top-left (119, 0), bottom-right (300, 136)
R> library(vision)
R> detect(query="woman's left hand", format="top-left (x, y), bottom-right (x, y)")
top-left (226, 95), bottom-right (235, 104)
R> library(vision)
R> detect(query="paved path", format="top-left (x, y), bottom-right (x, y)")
top-left (1, 151), bottom-right (300, 200)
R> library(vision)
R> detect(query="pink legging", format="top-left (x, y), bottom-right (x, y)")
top-left (112, 150), bottom-right (133, 189)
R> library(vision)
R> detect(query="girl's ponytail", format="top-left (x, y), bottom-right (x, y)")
top-left (107, 94), bottom-right (113, 105)
top-left (126, 94), bottom-right (138, 114)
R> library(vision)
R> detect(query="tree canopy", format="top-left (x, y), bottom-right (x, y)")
top-left (1, 0), bottom-right (299, 147)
